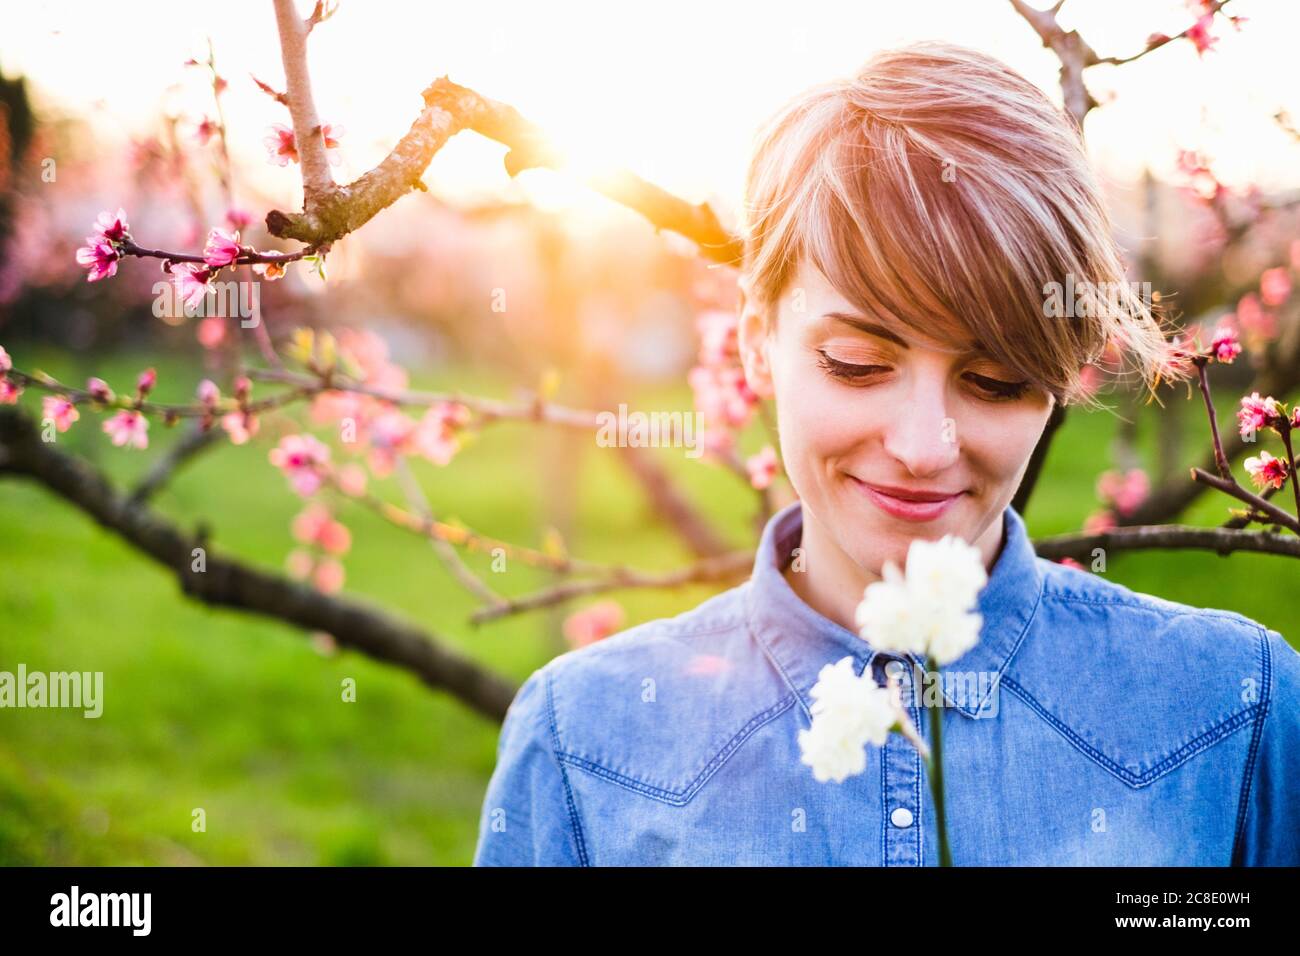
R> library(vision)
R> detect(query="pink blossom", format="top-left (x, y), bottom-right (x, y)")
top-left (86, 377), bottom-right (114, 403)
top-left (365, 411), bottom-right (416, 476)
top-left (1260, 267), bottom-right (1291, 308)
top-left (202, 227), bottom-right (242, 269)
top-left (75, 236), bottom-right (120, 282)
top-left (689, 364), bottom-right (758, 431)
top-left (313, 558), bottom-right (345, 594)
top-left (225, 207), bottom-right (254, 232)
top-left (337, 463), bottom-right (368, 497)
top-left (193, 116), bottom-right (219, 146)
top-left (170, 263), bottom-right (212, 311)
top-left (0, 344), bottom-right (10, 372)
top-left (411, 402), bottom-right (471, 466)
top-left (562, 600), bottom-right (625, 649)
top-left (0, 378), bottom-right (22, 404)
top-left (1244, 451), bottom-right (1289, 491)
top-left (102, 410), bottom-right (148, 449)
top-left (136, 367), bottom-right (157, 397)
top-left (1237, 392), bottom-right (1283, 438)
top-left (1185, 13), bottom-right (1218, 56)
top-left (197, 317), bottom-right (227, 350)
top-left (92, 208), bottom-right (130, 243)
top-left (269, 433), bottom-right (331, 496)
top-left (42, 396), bottom-right (80, 432)
top-left (1077, 364), bottom-right (1103, 398)
top-left (1234, 292), bottom-right (1276, 343)
top-left (264, 124), bottom-right (299, 166)
top-left (292, 503), bottom-right (352, 555)
top-left (321, 123), bottom-right (345, 166)
top-left (1209, 322), bottom-right (1241, 363)
top-left (1082, 510), bottom-right (1116, 535)
top-left (286, 549), bottom-right (315, 580)
top-left (696, 309), bottom-right (740, 366)
top-left (746, 445), bottom-right (779, 490)
top-left (1096, 468), bottom-right (1149, 517)
top-left (196, 379), bottom-right (220, 406)
top-left (221, 411), bottom-right (259, 445)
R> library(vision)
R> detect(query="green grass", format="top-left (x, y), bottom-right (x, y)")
top-left (0, 348), bottom-right (1295, 864)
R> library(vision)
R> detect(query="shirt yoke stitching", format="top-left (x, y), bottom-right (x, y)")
top-left (1002, 674), bottom-right (1260, 788)
top-left (556, 692), bottom-right (798, 805)
top-left (1231, 629), bottom-right (1273, 865)
top-left (544, 667), bottom-right (590, 866)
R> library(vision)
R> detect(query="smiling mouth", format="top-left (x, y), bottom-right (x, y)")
top-left (850, 477), bottom-right (966, 521)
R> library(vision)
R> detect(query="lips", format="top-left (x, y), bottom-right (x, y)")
top-left (852, 477), bottom-right (964, 522)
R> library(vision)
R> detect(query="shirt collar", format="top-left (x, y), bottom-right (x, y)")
top-left (744, 498), bottom-right (1043, 720)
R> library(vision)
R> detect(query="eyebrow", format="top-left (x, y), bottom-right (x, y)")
top-left (822, 312), bottom-right (911, 348)
top-left (823, 311), bottom-right (993, 358)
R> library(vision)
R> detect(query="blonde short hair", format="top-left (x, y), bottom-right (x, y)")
top-left (739, 42), bottom-right (1170, 406)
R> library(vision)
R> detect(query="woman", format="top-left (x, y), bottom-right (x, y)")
top-left (473, 43), bottom-right (1299, 866)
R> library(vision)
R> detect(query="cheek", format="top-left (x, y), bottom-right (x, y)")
top-left (958, 404), bottom-right (1051, 481)
top-left (770, 357), bottom-right (879, 457)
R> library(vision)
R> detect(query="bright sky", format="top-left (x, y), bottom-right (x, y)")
top-left (2, 0), bottom-right (1297, 226)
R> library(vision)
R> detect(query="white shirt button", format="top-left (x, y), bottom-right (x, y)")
top-left (890, 807), bottom-right (914, 828)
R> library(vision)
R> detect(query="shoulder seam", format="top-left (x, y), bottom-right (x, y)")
top-left (1039, 586), bottom-right (1260, 626)
top-left (1231, 626), bottom-right (1274, 866)
top-left (543, 666), bottom-right (590, 866)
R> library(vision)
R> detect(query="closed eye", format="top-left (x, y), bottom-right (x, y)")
top-left (816, 350), bottom-right (888, 382)
top-left (963, 371), bottom-right (1031, 400)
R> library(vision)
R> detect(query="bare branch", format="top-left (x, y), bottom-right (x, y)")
top-left (1008, 0), bottom-right (1100, 127)
top-left (616, 444), bottom-right (734, 558)
top-left (271, 0), bottom-right (334, 201)
top-left (470, 550), bottom-right (754, 625)
top-left (1033, 523), bottom-right (1300, 562)
top-left (392, 457), bottom-right (508, 611)
top-left (128, 422), bottom-right (223, 505)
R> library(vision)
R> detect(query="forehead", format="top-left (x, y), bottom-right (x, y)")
top-left (780, 263), bottom-right (988, 356)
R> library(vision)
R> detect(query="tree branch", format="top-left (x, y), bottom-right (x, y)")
top-left (271, 0), bottom-right (334, 201)
top-left (1033, 523), bottom-right (1300, 562)
top-left (0, 406), bottom-right (516, 722)
top-left (266, 77), bottom-right (743, 265)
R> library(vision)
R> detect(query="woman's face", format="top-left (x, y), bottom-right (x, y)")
top-left (739, 261), bottom-right (1056, 577)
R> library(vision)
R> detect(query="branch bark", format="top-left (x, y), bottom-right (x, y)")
top-left (271, 0), bottom-right (334, 201)
top-left (1033, 523), bottom-right (1300, 562)
top-left (266, 76), bottom-right (743, 265)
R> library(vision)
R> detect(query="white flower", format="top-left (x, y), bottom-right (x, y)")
top-left (855, 534), bottom-right (988, 667)
top-left (797, 656), bottom-right (898, 783)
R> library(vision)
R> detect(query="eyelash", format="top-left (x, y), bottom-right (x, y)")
top-left (815, 350), bottom-right (1032, 401)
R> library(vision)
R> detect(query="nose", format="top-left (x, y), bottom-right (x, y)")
top-left (880, 372), bottom-right (961, 478)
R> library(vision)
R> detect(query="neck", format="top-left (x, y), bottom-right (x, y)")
top-left (782, 504), bottom-right (1007, 635)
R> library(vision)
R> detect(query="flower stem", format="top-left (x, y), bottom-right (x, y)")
top-left (1279, 420), bottom-right (1300, 519)
top-left (925, 657), bottom-right (953, 867)
top-left (1194, 358), bottom-right (1231, 479)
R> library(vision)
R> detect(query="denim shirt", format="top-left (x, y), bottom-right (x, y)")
top-left (473, 500), bottom-right (1299, 866)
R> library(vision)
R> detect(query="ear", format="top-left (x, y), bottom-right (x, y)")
top-left (737, 280), bottom-right (776, 400)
